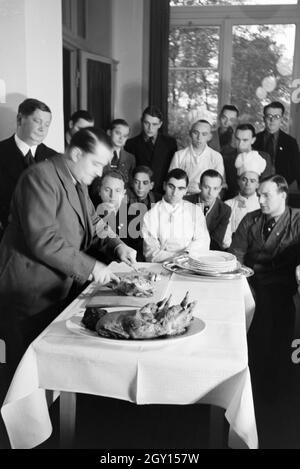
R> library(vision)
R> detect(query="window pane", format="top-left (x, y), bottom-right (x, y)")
top-left (231, 24), bottom-right (295, 131)
top-left (170, 1), bottom-right (297, 5)
top-left (77, 0), bottom-right (86, 38)
top-left (169, 27), bottom-right (220, 148)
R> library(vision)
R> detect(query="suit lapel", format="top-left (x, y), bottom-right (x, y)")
top-left (263, 208), bottom-right (289, 251)
top-left (50, 156), bottom-right (87, 231)
top-left (206, 199), bottom-right (218, 229)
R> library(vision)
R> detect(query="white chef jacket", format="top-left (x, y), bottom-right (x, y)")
top-left (169, 144), bottom-right (225, 194)
top-left (223, 192), bottom-right (260, 248)
top-left (142, 198), bottom-right (210, 263)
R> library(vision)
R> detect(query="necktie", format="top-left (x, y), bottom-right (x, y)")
top-left (24, 149), bottom-right (35, 167)
top-left (266, 134), bottom-right (275, 164)
top-left (75, 182), bottom-right (90, 249)
top-left (263, 217), bottom-right (276, 241)
top-left (111, 151), bottom-right (118, 167)
top-left (147, 136), bottom-right (155, 151)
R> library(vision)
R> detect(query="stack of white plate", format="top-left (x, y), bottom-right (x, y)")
top-left (188, 251), bottom-right (237, 273)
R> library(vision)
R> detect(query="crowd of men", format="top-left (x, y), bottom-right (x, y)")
top-left (1, 97), bottom-right (300, 387)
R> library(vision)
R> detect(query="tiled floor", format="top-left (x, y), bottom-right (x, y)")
top-left (1, 296), bottom-right (300, 449)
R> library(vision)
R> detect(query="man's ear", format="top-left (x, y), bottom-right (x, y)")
top-left (69, 146), bottom-right (82, 162)
top-left (150, 181), bottom-right (154, 191)
top-left (16, 113), bottom-right (23, 127)
top-left (68, 120), bottom-right (74, 131)
top-left (252, 136), bottom-right (256, 145)
top-left (158, 121), bottom-right (163, 130)
top-left (163, 181), bottom-right (167, 193)
top-left (107, 129), bottom-right (111, 137)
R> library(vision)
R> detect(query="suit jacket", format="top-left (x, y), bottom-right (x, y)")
top-left (253, 129), bottom-right (300, 186)
top-left (185, 194), bottom-right (231, 250)
top-left (0, 155), bottom-right (123, 321)
top-left (125, 133), bottom-right (177, 193)
top-left (229, 207), bottom-right (300, 289)
top-left (0, 135), bottom-right (56, 230)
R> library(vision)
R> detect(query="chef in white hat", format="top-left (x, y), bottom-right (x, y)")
top-left (223, 151), bottom-right (267, 247)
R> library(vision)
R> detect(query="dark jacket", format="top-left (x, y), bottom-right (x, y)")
top-left (0, 135), bottom-right (56, 230)
top-left (253, 129), bottom-right (300, 186)
top-left (125, 133), bottom-right (177, 193)
top-left (229, 207), bottom-right (300, 290)
top-left (185, 194), bottom-right (231, 250)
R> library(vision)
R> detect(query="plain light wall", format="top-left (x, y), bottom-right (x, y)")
top-left (112, 0), bottom-right (150, 135)
top-left (87, 0), bottom-right (112, 58)
top-left (0, 0), bottom-right (64, 151)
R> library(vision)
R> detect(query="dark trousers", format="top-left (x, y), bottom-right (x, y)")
top-left (247, 282), bottom-right (295, 381)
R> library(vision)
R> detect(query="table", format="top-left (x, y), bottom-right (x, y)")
top-left (1, 262), bottom-right (257, 449)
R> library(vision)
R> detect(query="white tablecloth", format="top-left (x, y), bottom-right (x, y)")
top-left (1, 263), bottom-right (257, 449)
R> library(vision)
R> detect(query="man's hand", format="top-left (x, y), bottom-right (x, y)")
top-left (91, 261), bottom-right (119, 285)
top-left (115, 244), bottom-right (138, 269)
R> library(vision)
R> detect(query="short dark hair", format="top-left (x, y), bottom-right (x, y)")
top-left (236, 123), bottom-right (256, 137)
top-left (18, 98), bottom-right (51, 116)
top-left (220, 104), bottom-right (239, 117)
top-left (109, 119), bottom-right (130, 131)
top-left (264, 101), bottom-right (285, 116)
top-left (69, 110), bottom-right (94, 125)
top-left (142, 105), bottom-right (163, 122)
top-left (165, 168), bottom-right (189, 187)
top-left (100, 169), bottom-right (125, 186)
top-left (260, 174), bottom-right (289, 197)
top-left (69, 127), bottom-right (112, 153)
top-left (200, 169), bottom-right (223, 185)
top-left (190, 119), bottom-right (212, 134)
top-left (132, 165), bottom-right (154, 181)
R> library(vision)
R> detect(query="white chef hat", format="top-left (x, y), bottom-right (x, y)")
top-left (235, 151), bottom-right (267, 176)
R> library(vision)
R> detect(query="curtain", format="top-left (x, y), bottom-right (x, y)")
top-left (87, 59), bottom-right (111, 131)
top-left (149, 0), bottom-right (170, 131)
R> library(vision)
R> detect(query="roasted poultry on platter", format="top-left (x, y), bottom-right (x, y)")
top-left (82, 292), bottom-right (197, 340)
top-left (108, 269), bottom-right (161, 297)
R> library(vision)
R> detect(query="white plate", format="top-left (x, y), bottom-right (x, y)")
top-left (66, 307), bottom-right (205, 346)
top-left (189, 251), bottom-right (236, 264)
top-left (163, 257), bottom-right (254, 279)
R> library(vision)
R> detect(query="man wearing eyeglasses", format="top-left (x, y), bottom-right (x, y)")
top-left (254, 101), bottom-right (300, 189)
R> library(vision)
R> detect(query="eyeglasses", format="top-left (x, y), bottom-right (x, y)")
top-left (264, 114), bottom-right (282, 121)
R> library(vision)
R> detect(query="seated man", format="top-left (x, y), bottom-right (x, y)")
top-left (142, 168), bottom-right (210, 262)
top-left (0, 98), bottom-right (56, 234)
top-left (209, 104), bottom-right (239, 153)
top-left (126, 165), bottom-right (161, 261)
top-left (185, 169), bottom-right (231, 251)
top-left (169, 120), bottom-right (225, 195)
top-left (225, 123), bottom-right (274, 198)
top-left (106, 118), bottom-right (135, 185)
top-left (253, 101), bottom-right (300, 189)
top-left (224, 151), bottom-right (266, 247)
top-left (229, 175), bottom-right (300, 381)
top-left (65, 110), bottom-right (94, 146)
top-left (125, 105), bottom-right (177, 194)
top-left (94, 169), bottom-right (127, 238)
top-left (90, 119), bottom-right (135, 205)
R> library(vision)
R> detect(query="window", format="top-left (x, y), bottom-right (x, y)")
top-left (170, 1), bottom-right (297, 6)
top-left (169, 1), bottom-right (300, 148)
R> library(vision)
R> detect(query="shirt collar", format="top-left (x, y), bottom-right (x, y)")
top-left (162, 197), bottom-right (183, 212)
top-left (15, 134), bottom-right (37, 157)
top-left (190, 143), bottom-right (208, 157)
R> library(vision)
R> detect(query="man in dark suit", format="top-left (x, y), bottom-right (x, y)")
top-left (125, 106), bottom-right (177, 194)
top-left (230, 175), bottom-right (300, 383)
top-left (0, 128), bottom-right (137, 377)
top-left (65, 109), bottom-right (95, 146)
top-left (185, 169), bottom-right (231, 250)
top-left (253, 101), bottom-right (300, 188)
top-left (0, 98), bottom-right (57, 234)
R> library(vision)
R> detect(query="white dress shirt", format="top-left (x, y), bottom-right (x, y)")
top-left (142, 198), bottom-right (210, 263)
top-left (14, 134), bottom-right (37, 157)
top-left (223, 192), bottom-right (260, 248)
top-left (169, 144), bottom-right (225, 194)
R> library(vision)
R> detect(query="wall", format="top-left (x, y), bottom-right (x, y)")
top-left (112, 0), bottom-right (150, 135)
top-left (86, 0), bottom-right (112, 58)
top-left (0, 0), bottom-right (64, 151)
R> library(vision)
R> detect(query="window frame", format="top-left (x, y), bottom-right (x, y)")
top-left (170, 3), bottom-right (300, 139)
